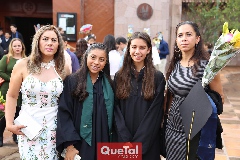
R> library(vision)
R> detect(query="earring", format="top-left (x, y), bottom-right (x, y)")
top-left (175, 46), bottom-right (181, 53)
top-left (195, 44), bottom-right (198, 48)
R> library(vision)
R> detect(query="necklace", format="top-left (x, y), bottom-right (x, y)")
top-left (41, 60), bottom-right (55, 69)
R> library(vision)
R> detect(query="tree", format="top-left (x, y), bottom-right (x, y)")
top-left (183, 0), bottom-right (240, 45)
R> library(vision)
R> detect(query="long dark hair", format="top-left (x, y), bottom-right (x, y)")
top-left (72, 43), bottom-right (112, 102)
top-left (75, 38), bottom-right (88, 64)
top-left (115, 32), bottom-right (156, 100)
top-left (166, 21), bottom-right (209, 80)
top-left (103, 34), bottom-right (116, 53)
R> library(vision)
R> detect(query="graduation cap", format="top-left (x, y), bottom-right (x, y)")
top-left (179, 80), bottom-right (212, 140)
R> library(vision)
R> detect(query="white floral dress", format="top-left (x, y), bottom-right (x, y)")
top-left (18, 61), bottom-right (63, 160)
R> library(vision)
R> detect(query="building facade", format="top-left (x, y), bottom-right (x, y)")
top-left (0, 0), bottom-right (238, 65)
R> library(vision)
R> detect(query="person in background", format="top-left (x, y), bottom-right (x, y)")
top-left (33, 24), bottom-right (43, 32)
top-left (115, 36), bottom-right (127, 69)
top-left (75, 38), bottom-right (88, 66)
top-left (165, 21), bottom-right (224, 160)
top-left (114, 32), bottom-right (166, 160)
top-left (103, 34), bottom-right (120, 79)
top-left (0, 28), bottom-right (4, 59)
top-left (57, 27), bottom-right (65, 35)
top-left (0, 38), bottom-right (26, 147)
top-left (62, 35), bottom-right (80, 73)
top-left (0, 45), bottom-right (4, 60)
top-left (152, 37), bottom-right (162, 72)
top-left (0, 28), bottom-right (4, 43)
top-left (157, 32), bottom-right (169, 76)
top-left (1, 31), bottom-right (12, 55)
top-left (57, 28), bottom-right (76, 52)
top-left (86, 34), bottom-right (96, 46)
top-left (5, 25), bottom-right (71, 159)
top-left (10, 24), bottom-right (24, 43)
top-left (56, 43), bottom-right (114, 160)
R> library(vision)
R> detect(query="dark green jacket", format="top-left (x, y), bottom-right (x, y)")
top-left (0, 55), bottom-right (22, 106)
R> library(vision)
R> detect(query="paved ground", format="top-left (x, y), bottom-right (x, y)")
top-left (0, 66), bottom-right (240, 160)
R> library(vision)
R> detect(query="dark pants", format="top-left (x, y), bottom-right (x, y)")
top-left (0, 107), bottom-right (20, 137)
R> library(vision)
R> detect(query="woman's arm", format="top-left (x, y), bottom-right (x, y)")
top-left (64, 50), bottom-right (72, 75)
top-left (5, 59), bottom-right (27, 134)
top-left (209, 73), bottom-right (224, 104)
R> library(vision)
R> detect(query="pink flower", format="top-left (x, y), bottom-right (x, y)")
top-left (0, 104), bottom-right (4, 111)
top-left (224, 33), bottom-right (233, 42)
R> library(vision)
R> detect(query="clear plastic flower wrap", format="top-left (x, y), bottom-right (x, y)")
top-left (202, 22), bottom-right (240, 87)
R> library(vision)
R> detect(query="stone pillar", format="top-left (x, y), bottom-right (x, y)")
top-left (165, 0), bottom-right (182, 75)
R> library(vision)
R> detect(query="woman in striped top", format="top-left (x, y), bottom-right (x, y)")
top-left (165, 21), bottom-right (224, 160)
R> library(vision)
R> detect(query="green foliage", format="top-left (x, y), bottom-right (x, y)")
top-left (221, 0), bottom-right (240, 30)
top-left (184, 0), bottom-right (240, 45)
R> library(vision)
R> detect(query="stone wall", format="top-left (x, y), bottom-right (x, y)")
top-left (114, 0), bottom-right (171, 43)
top-left (114, 0), bottom-right (183, 74)
top-left (115, 0), bottom-right (239, 67)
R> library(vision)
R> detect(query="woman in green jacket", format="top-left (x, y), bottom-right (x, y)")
top-left (0, 38), bottom-right (26, 146)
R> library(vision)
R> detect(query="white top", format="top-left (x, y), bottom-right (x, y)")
top-left (18, 63), bottom-right (63, 159)
top-left (152, 46), bottom-right (161, 65)
top-left (109, 50), bottom-right (121, 76)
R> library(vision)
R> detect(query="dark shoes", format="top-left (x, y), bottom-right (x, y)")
top-left (0, 137), bottom-right (3, 147)
top-left (12, 134), bottom-right (18, 144)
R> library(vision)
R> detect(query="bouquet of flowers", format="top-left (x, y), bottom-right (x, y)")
top-left (153, 37), bottom-right (160, 49)
top-left (202, 22), bottom-right (240, 87)
top-left (0, 91), bottom-right (6, 120)
top-left (79, 24), bottom-right (93, 34)
top-left (152, 32), bottom-right (163, 49)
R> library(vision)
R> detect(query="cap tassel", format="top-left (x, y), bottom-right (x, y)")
top-left (187, 110), bottom-right (195, 160)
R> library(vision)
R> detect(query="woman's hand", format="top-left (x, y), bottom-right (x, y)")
top-left (6, 124), bottom-right (25, 135)
top-left (65, 145), bottom-right (79, 160)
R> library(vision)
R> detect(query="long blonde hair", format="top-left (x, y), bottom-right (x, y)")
top-left (7, 38), bottom-right (26, 59)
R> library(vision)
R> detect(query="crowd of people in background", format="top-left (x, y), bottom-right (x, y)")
top-left (0, 21), bottom-right (223, 160)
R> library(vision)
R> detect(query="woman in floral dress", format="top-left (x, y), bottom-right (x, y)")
top-left (5, 25), bottom-right (71, 159)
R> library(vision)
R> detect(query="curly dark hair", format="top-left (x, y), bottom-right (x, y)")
top-left (75, 38), bottom-right (88, 64)
top-left (72, 43), bottom-right (112, 102)
top-left (166, 21), bottom-right (209, 80)
top-left (115, 32), bottom-right (156, 100)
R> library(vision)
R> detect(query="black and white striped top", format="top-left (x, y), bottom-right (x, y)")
top-left (166, 60), bottom-right (208, 160)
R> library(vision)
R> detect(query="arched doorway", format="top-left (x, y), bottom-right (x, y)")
top-left (5, 17), bottom-right (52, 55)
top-left (0, 0), bottom-right (52, 55)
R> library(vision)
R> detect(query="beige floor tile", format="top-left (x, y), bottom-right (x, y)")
top-left (222, 124), bottom-right (240, 130)
top-left (226, 149), bottom-right (240, 157)
top-left (224, 141), bottom-right (240, 149)
top-left (219, 115), bottom-right (239, 121)
top-left (223, 132), bottom-right (240, 138)
top-left (215, 154), bottom-right (228, 160)
top-left (223, 137), bottom-right (240, 142)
